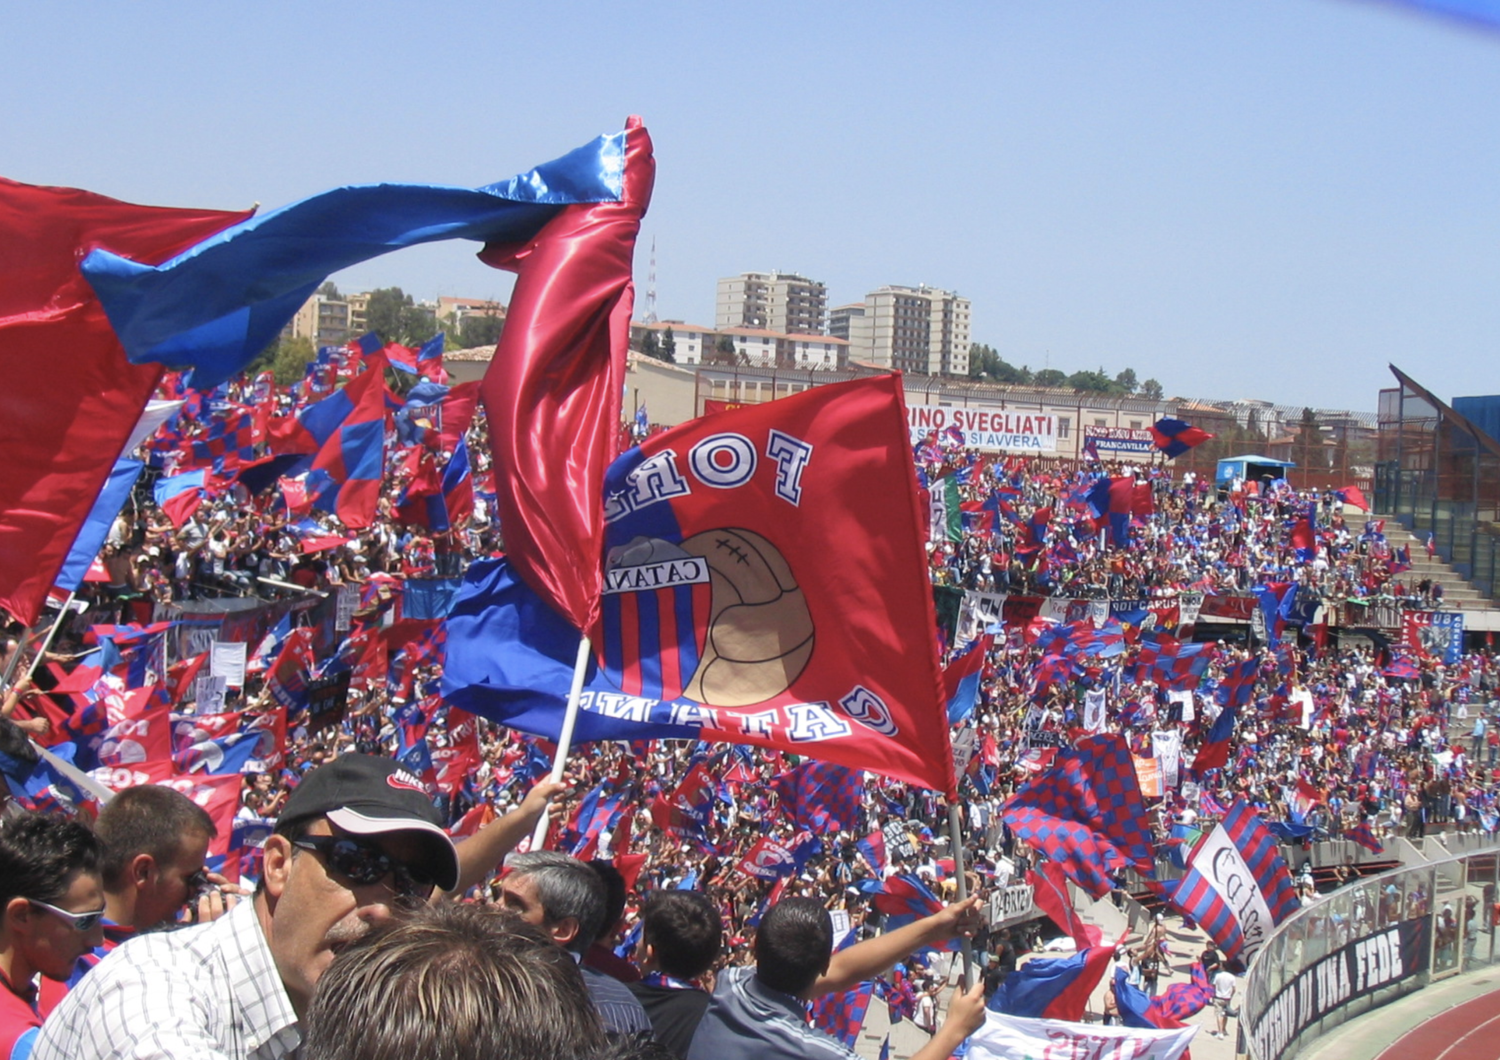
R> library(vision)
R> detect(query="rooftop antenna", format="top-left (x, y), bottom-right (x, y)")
top-left (644, 237), bottom-right (658, 324)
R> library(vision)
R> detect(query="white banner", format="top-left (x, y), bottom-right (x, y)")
top-left (1083, 688), bottom-right (1107, 734)
top-left (210, 640), bottom-right (247, 690)
top-left (1168, 689), bottom-right (1194, 725)
top-left (909, 404), bottom-right (1057, 453)
top-left (969, 1011), bottom-right (1196, 1060)
top-left (1190, 822), bottom-right (1278, 964)
top-left (958, 591), bottom-right (1006, 646)
top-left (1153, 729), bottom-right (1182, 790)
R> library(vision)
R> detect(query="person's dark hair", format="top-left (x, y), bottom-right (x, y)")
top-left (641, 890), bottom-right (722, 980)
top-left (0, 811), bottom-right (105, 908)
top-left (303, 901), bottom-right (607, 1060)
top-left (95, 784), bottom-right (215, 889)
top-left (588, 859), bottom-right (629, 934)
top-left (507, 851), bottom-right (607, 955)
top-left (753, 896), bottom-right (832, 996)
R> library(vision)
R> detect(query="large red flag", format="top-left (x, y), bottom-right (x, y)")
top-left (477, 117), bottom-right (654, 634)
top-left (444, 374), bottom-right (958, 796)
top-left (0, 179), bottom-right (251, 624)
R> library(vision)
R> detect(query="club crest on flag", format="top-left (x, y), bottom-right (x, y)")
top-left (599, 529), bottom-right (812, 704)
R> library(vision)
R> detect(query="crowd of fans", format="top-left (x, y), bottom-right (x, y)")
top-left (1, 347), bottom-right (1497, 1060)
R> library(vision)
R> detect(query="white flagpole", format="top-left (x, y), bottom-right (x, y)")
top-left (529, 632), bottom-right (592, 851)
top-left (948, 801), bottom-right (976, 989)
top-left (4, 592), bottom-right (76, 695)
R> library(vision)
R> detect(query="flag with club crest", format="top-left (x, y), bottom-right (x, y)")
top-left (771, 760), bottom-right (864, 835)
top-left (443, 374), bottom-right (958, 796)
top-left (1166, 798), bottom-right (1298, 964)
top-left (1000, 733), bottom-right (1155, 897)
top-left (808, 982), bottom-right (874, 1049)
top-left (737, 831), bottom-right (822, 880)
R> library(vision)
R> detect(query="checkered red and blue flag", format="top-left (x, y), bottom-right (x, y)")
top-left (1000, 733), bottom-right (1156, 897)
top-left (772, 760), bottom-right (865, 834)
top-left (1346, 820), bottom-right (1384, 854)
top-left (1130, 635), bottom-right (1216, 691)
top-left (808, 981), bottom-right (874, 1049)
top-left (1166, 798), bottom-right (1298, 963)
top-left (1150, 963), bottom-right (1214, 1025)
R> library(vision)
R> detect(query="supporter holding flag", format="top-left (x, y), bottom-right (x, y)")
top-left (987, 946), bottom-right (1114, 1021)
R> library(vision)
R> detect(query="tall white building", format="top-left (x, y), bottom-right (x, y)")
top-left (837, 285), bottom-right (970, 376)
top-left (715, 271), bottom-right (827, 335)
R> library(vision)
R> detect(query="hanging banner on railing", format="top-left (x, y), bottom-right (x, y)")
top-left (1402, 610), bottom-right (1465, 666)
top-left (1249, 917), bottom-right (1431, 1060)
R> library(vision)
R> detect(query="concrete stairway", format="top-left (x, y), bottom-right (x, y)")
top-left (1378, 521), bottom-right (1495, 612)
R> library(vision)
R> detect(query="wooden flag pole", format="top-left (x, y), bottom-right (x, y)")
top-left (948, 801), bottom-right (976, 989)
top-left (529, 633), bottom-right (593, 851)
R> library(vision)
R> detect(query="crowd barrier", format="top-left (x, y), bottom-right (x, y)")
top-left (1242, 839), bottom-right (1500, 1060)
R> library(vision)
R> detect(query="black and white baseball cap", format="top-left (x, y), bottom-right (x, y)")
top-left (279, 754), bottom-right (459, 891)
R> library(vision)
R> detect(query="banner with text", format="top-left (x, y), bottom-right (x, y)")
top-left (1084, 425), bottom-right (1157, 455)
top-left (1249, 917), bottom-right (1431, 1060)
top-left (908, 404), bottom-right (1057, 454)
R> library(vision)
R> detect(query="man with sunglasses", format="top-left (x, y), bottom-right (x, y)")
top-left (0, 812), bottom-right (106, 1060)
top-left (31, 755), bottom-right (466, 1060)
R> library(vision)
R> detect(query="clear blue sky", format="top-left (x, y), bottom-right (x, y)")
top-left (6, 1), bottom-right (1498, 412)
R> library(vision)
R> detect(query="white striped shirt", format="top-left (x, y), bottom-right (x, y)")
top-left (31, 899), bottom-right (299, 1060)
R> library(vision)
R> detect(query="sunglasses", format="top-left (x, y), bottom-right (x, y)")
top-left (28, 898), bottom-right (106, 932)
top-left (292, 836), bottom-right (435, 907)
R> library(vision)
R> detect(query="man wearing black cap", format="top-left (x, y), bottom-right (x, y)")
top-left (32, 754), bottom-right (532, 1060)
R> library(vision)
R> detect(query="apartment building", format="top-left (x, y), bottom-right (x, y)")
top-left (715, 271), bottom-right (827, 334)
top-left (856, 284), bottom-right (971, 376)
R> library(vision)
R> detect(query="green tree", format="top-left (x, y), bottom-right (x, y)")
top-left (1034, 368), bottom-right (1068, 388)
top-left (268, 336), bottom-right (316, 386)
top-left (1114, 368), bottom-right (1138, 395)
top-left (458, 313), bottom-right (504, 349)
top-left (317, 280), bottom-right (342, 299)
top-left (1139, 378), bottom-right (1164, 400)
top-left (1066, 367), bottom-right (1114, 393)
top-left (967, 343), bottom-right (1034, 385)
top-left (366, 287), bottom-right (414, 344)
top-left (639, 330), bottom-right (661, 360)
top-left (656, 326), bottom-right (677, 364)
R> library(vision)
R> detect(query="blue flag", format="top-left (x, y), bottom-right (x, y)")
top-left (55, 459), bottom-right (144, 592)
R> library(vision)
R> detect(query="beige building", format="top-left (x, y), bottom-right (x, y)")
top-left (715, 271), bottom-right (827, 334)
top-left (628, 321), bottom-right (715, 366)
top-left (842, 284), bottom-right (971, 377)
top-left (436, 296), bottom-right (506, 328)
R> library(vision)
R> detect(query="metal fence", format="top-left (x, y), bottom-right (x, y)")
top-left (1243, 843), bottom-right (1500, 1060)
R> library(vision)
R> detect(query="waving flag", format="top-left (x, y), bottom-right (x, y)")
top-left (1166, 798), bottom-right (1298, 964)
top-left (737, 831), bottom-right (821, 880)
top-left (1334, 485), bottom-right (1369, 512)
top-left (569, 783), bottom-right (631, 860)
top-left (54, 459), bottom-right (146, 593)
top-left (874, 874), bottom-right (945, 921)
top-left (0, 179), bottom-right (251, 624)
top-left (808, 982), bottom-right (874, 1049)
top-left (988, 947), bottom-right (1114, 1021)
top-left (1001, 734), bottom-right (1155, 897)
top-left (305, 354), bottom-right (389, 529)
top-left (772, 760), bottom-right (865, 834)
top-left (1346, 820), bottom-right (1385, 854)
top-left (1289, 503), bottom-right (1318, 563)
top-left (1149, 418), bottom-right (1214, 459)
top-left (479, 118), bottom-right (654, 635)
top-left (944, 634), bottom-right (990, 723)
top-left (1027, 861), bottom-right (1098, 949)
top-left (1192, 697), bottom-right (1239, 774)
top-left (444, 374), bottom-right (958, 795)
top-left (650, 756), bottom-right (714, 836)
top-left (857, 830), bottom-right (888, 875)
top-left (1131, 635), bottom-right (1216, 691)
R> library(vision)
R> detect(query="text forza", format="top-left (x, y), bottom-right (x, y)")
top-left (605, 430), bottom-right (812, 523)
